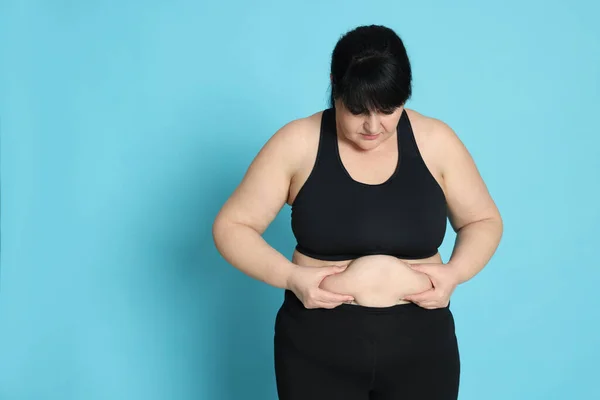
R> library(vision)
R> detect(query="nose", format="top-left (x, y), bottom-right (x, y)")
top-left (364, 112), bottom-right (382, 134)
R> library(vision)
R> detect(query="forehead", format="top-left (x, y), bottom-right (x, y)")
top-left (339, 97), bottom-right (399, 113)
top-left (339, 102), bottom-right (401, 117)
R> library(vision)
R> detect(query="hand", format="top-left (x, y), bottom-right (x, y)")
top-left (287, 264), bottom-right (354, 309)
top-left (402, 263), bottom-right (459, 309)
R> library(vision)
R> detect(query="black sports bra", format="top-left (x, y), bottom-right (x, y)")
top-left (290, 107), bottom-right (447, 261)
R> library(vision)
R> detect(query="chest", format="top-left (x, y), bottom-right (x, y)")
top-left (337, 145), bottom-right (400, 186)
top-left (290, 172), bottom-right (448, 258)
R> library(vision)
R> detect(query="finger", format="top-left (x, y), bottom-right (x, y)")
top-left (404, 289), bottom-right (435, 303)
top-left (407, 263), bottom-right (424, 271)
top-left (407, 265), bottom-right (435, 285)
top-left (408, 263), bottom-right (434, 273)
top-left (320, 292), bottom-right (354, 305)
top-left (305, 296), bottom-right (348, 309)
top-left (316, 300), bottom-right (345, 309)
top-left (415, 296), bottom-right (449, 308)
top-left (321, 265), bottom-right (349, 277)
top-left (317, 288), bottom-right (354, 304)
top-left (411, 300), bottom-right (439, 309)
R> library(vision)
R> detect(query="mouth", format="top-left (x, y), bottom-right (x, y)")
top-left (360, 133), bottom-right (380, 140)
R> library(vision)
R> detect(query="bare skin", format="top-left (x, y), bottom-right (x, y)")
top-left (213, 100), bottom-right (502, 310)
top-left (296, 252), bottom-right (438, 307)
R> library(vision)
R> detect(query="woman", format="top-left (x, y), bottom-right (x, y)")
top-left (213, 24), bottom-right (503, 400)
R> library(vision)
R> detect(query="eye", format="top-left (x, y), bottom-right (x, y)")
top-left (347, 106), bottom-right (366, 116)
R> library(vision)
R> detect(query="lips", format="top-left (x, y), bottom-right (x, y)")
top-left (361, 133), bottom-right (380, 140)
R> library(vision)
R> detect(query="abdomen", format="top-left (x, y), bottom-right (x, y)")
top-left (293, 252), bottom-right (438, 307)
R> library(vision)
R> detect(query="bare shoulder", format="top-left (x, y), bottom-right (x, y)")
top-left (261, 110), bottom-right (323, 168)
top-left (406, 109), bottom-right (465, 189)
top-left (406, 108), bottom-right (501, 231)
top-left (278, 110), bottom-right (324, 205)
top-left (405, 108), bottom-right (470, 176)
top-left (213, 110), bottom-right (323, 233)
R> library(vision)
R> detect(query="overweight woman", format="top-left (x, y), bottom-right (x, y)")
top-left (213, 24), bottom-right (503, 400)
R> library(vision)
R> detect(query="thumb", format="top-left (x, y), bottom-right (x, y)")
top-left (323, 264), bottom-right (348, 276)
top-left (407, 263), bottom-right (426, 272)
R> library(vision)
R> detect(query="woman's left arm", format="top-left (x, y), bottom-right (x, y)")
top-left (404, 119), bottom-right (503, 308)
top-left (437, 120), bottom-right (504, 284)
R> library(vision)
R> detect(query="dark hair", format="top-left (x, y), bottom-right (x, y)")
top-left (329, 25), bottom-right (412, 114)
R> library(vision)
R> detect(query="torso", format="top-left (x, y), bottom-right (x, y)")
top-left (286, 108), bottom-right (448, 307)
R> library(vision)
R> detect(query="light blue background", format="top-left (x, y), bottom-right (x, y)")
top-left (1, 1), bottom-right (598, 399)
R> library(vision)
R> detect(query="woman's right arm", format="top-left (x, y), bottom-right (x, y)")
top-left (212, 119), bottom-right (305, 289)
top-left (213, 117), bottom-right (355, 308)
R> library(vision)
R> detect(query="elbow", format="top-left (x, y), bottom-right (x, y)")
top-left (481, 213), bottom-right (504, 242)
top-left (212, 213), bottom-right (230, 250)
top-left (489, 208), bottom-right (504, 235)
top-left (212, 214), bottom-right (253, 251)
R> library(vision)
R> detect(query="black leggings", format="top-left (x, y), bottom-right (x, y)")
top-left (274, 290), bottom-right (460, 400)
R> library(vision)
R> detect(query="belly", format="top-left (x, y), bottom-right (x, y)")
top-left (292, 251), bottom-right (440, 307)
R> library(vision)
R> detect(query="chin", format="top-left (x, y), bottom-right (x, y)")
top-left (355, 135), bottom-right (384, 146)
top-left (354, 141), bottom-right (381, 151)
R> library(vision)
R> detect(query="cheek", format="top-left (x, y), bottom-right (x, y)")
top-left (383, 117), bottom-right (401, 133)
top-left (342, 120), bottom-right (363, 134)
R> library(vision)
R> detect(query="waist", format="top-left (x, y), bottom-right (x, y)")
top-left (292, 252), bottom-right (443, 308)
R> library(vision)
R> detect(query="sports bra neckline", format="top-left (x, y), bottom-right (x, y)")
top-left (332, 108), bottom-right (406, 188)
